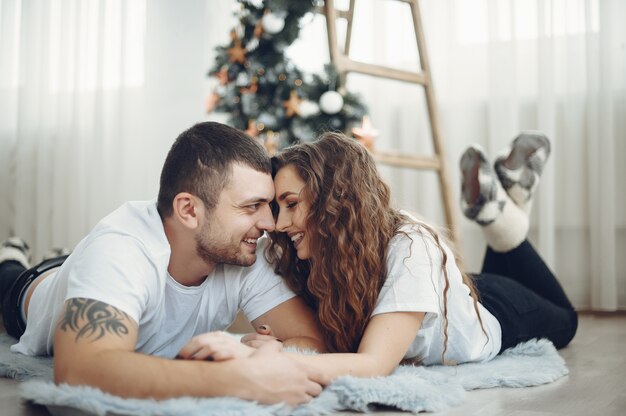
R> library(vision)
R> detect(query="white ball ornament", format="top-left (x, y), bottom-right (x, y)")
top-left (262, 13), bottom-right (285, 35)
top-left (319, 91), bottom-right (344, 114)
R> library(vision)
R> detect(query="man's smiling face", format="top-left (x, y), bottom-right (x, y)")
top-left (195, 163), bottom-right (276, 267)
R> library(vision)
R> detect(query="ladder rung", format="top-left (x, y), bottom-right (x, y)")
top-left (339, 57), bottom-right (427, 85)
top-left (372, 150), bottom-right (440, 170)
top-left (314, 6), bottom-right (351, 20)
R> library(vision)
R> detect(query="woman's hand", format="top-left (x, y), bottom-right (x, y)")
top-left (177, 331), bottom-right (255, 361)
top-left (241, 324), bottom-right (283, 349)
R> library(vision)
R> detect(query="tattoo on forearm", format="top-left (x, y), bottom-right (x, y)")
top-left (59, 298), bottom-right (130, 342)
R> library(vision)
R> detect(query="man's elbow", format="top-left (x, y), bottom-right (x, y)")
top-left (53, 355), bottom-right (95, 386)
top-left (54, 359), bottom-right (79, 385)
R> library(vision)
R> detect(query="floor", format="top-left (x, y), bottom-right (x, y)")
top-left (1, 312), bottom-right (625, 416)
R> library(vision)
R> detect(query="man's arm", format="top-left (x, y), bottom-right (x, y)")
top-left (53, 298), bottom-right (326, 404)
top-left (250, 297), bottom-right (326, 352)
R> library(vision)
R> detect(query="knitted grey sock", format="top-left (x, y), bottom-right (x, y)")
top-left (494, 131), bottom-right (551, 215)
top-left (460, 145), bottom-right (528, 251)
top-left (460, 145), bottom-right (505, 225)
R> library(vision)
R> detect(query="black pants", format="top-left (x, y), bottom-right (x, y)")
top-left (473, 240), bottom-right (578, 352)
top-left (0, 256), bottom-right (68, 339)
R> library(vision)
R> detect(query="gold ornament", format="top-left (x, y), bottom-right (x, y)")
top-left (227, 31), bottom-right (247, 64)
top-left (283, 90), bottom-right (302, 118)
top-left (228, 41), bottom-right (247, 64)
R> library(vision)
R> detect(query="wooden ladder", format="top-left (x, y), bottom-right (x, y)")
top-left (323, 0), bottom-right (461, 247)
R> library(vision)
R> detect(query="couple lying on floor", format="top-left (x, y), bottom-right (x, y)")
top-left (0, 122), bottom-right (577, 406)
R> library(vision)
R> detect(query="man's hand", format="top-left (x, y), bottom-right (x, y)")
top-left (179, 334), bottom-right (328, 405)
top-left (177, 331), bottom-right (255, 361)
top-left (241, 340), bottom-right (328, 406)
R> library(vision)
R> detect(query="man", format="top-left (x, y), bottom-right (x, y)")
top-left (0, 122), bottom-right (327, 405)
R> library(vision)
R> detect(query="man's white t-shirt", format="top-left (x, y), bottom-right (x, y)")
top-left (11, 200), bottom-right (295, 358)
top-left (373, 225), bottom-right (502, 365)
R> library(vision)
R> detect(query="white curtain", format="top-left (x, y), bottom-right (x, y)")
top-left (292, 0), bottom-right (626, 310)
top-left (0, 0), bottom-right (215, 259)
top-left (1, 0), bottom-right (624, 310)
top-left (0, 0), bottom-right (147, 257)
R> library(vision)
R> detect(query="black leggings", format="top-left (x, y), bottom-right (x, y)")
top-left (473, 240), bottom-right (578, 352)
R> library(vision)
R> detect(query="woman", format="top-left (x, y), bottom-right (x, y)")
top-left (265, 131), bottom-right (575, 374)
top-left (182, 131), bottom-right (577, 380)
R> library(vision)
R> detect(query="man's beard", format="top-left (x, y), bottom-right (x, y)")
top-left (195, 219), bottom-right (256, 267)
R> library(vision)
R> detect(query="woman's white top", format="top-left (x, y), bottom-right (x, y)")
top-left (372, 224), bottom-right (501, 365)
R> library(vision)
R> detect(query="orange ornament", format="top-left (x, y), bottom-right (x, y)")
top-left (283, 90), bottom-right (302, 118)
top-left (254, 20), bottom-right (264, 38)
top-left (215, 66), bottom-right (229, 85)
top-left (352, 116), bottom-right (378, 151)
top-left (241, 79), bottom-right (258, 94)
top-left (245, 119), bottom-right (260, 138)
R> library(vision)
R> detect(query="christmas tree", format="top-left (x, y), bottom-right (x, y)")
top-left (206, 0), bottom-right (369, 152)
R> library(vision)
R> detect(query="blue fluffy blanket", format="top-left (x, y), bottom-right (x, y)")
top-left (0, 334), bottom-right (568, 415)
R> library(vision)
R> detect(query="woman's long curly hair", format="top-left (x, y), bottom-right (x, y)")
top-left (267, 132), bottom-right (485, 357)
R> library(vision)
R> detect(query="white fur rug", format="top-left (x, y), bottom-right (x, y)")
top-left (0, 334), bottom-right (568, 415)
